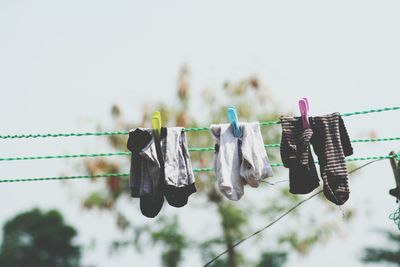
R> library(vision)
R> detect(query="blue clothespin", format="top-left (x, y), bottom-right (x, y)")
top-left (227, 106), bottom-right (241, 137)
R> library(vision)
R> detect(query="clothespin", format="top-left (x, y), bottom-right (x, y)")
top-left (389, 151), bottom-right (400, 201)
top-left (227, 106), bottom-right (241, 137)
top-left (298, 97), bottom-right (310, 129)
top-left (152, 111), bottom-right (162, 140)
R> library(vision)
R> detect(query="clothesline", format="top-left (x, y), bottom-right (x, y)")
top-left (0, 105), bottom-right (397, 266)
top-left (0, 153), bottom-right (398, 183)
top-left (0, 105), bottom-right (399, 184)
top-left (0, 106), bottom-right (398, 139)
top-left (0, 136), bottom-right (399, 162)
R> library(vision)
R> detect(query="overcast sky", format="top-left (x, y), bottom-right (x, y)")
top-left (0, 1), bottom-right (399, 266)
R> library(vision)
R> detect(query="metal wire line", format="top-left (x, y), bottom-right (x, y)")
top-left (203, 159), bottom-right (384, 267)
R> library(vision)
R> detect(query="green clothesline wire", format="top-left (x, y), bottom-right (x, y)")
top-left (1, 154), bottom-right (399, 183)
top-left (0, 106), bottom-right (398, 139)
top-left (0, 137), bottom-right (398, 162)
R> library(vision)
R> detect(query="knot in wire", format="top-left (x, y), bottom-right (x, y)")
top-left (389, 204), bottom-right (400, 231)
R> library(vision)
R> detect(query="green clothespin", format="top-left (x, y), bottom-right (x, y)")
top-left (152, 111), bottom-right (162, 139)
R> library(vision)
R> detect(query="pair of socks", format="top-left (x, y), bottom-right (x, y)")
top-left (127, 127), bottom-right (196, 218)
top-left (210, 122), bottom-right (273, 201)
top-left (280, 113), bottom-right (353, 205)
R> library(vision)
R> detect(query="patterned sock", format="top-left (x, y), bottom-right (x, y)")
top-left (311, 113), bottom-right (353, 205)
top-left (280, 116), bottom-right (320, 194)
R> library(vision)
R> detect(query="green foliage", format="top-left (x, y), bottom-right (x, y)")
top-left (151, 216), bottom-right (188, 267)
top-left (83, 192), bottom-right (110, 209)
top-left (255, 251), bottom-right (287, 267)
top-left (219, 202), bottom-right (247, 239)
top-left (362, 231), bottom-right (400, 266)
top-left (0, 208), bottom-right (81, 267)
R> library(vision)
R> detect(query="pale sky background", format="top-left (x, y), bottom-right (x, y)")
top-left (0, 1), bottom-right (400, 266)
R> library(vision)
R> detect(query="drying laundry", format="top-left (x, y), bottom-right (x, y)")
top-left (127, 127), bottom-right (197, 218)
top-left (127, 128), bottom-right (165, 218)
top-left (163, 127), bottom-right (197, 208)
top-left (280, 116), bottom-right (320, 194)
top-left (210, 122), bottom-right (273, 201)
top-left (310, 113), bottom-right (353, 205)
top-left (280, 113), bottom-right (353, 205)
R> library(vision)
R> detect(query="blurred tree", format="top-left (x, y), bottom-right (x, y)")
top-left (361, 231), bottom-right (400, 266)
top-left (0, 208), bottom-right (81, 267)
top-left (79, 65), bottom-right (353, 267)
top-left (151, 216), bottom-right (188, 267)
top-left (255, 252), bottom-right (287, 267)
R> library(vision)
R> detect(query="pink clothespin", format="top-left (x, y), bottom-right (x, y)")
top-left (298, 97), bottom-right (310, 129)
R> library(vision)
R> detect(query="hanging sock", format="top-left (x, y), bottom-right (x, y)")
top-left (127, 128), bottom-right (152, 198)
top-left (280, 116), bottom-right (320, 194)
top-left (210, 122), bottom-right (273, 201)
top-left (127, 128), bottom-right (165, 218)
top-left (239, 122), bottom-right (273, 186)
top-left (310, 113), bottom-right (354, 205)
top-left (163, 127), bottom-right (197, 207)
top-left (210, 123), bottom-right (243, 200)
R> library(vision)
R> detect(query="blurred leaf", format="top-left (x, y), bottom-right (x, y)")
top-left (83, 192), bottom-right (111, 209)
